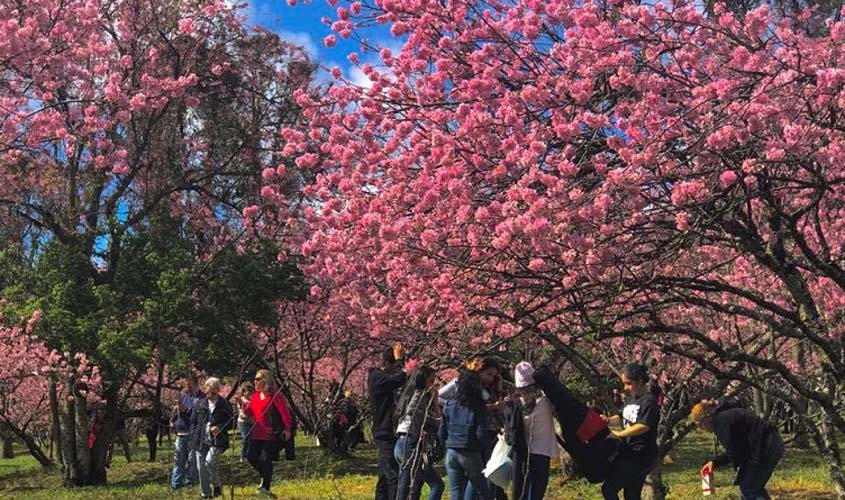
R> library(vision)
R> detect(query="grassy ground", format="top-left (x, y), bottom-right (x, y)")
top-left (0, 433), bottom-right (836, 499)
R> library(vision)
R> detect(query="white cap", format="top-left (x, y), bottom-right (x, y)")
top-left (514, 361), bottom-right (536, 388)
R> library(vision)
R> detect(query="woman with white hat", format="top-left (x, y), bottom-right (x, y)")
top-left (507, 362), bottom-right (557, 500)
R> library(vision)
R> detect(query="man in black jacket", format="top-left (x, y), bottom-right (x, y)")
top-left (691, 399), bottom-right (784, 500)
top-left (368, 344), bottom-right (407, 500)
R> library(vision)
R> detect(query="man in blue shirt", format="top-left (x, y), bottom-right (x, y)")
top-left (170, 373), bottom-right (205, 490)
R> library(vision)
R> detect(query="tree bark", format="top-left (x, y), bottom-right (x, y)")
top-left (73, 385), bottom-right (92, 484)
top-left (820, 412), bottom-right (845, 499)
top-left (49, 374), bottom-right (62, 463)
top-left (2, 436), bottom-right (13, 459)
top-left (61, 378), bottom-right (79, 486)
top-left (88, 383), bottom-right (119, 485)
top-left (1, 422), bottom-right (14, 459)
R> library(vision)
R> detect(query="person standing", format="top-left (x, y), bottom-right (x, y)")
top-left (338, 389), bottom-right (360, 453)
top-left (369, 344), bottom-right (408, 500)
top-left (508, 362), bottom-right (556, 500)
top-left (600, 363), bottom-right (660, 500)
top-left (236, 383), bottom-right (254, 463)
top-left (394, 365), bottom-right (444, 500)
top-left (240, 369), bottom-right (293, 497)
top-left (190, 377), bottom-right (234, 499)
top-left (171, 374), bottom-right (205, 490)
top-left (438, 357), bottom-right (508, 500)
top-left (690, 399), bottom-right (784, 500)
top-left (440, 369), bottom-right (494, 500)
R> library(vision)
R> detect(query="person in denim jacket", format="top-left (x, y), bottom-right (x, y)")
top-left (439, 369), bottom-right (494, 500)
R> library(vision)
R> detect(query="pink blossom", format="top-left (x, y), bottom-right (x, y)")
top-left (528, 258), bottom-right (546, 272)
top-left (129, 93), bottom-right (147, 111)
top-left (719, 170), bottom-right (738, 189)
top-left (178, 18), bottom-right (194, 35)
top-left (262, 167), bottom-right (277, 181)
top-left (242, 205), bottom-right (260, 218)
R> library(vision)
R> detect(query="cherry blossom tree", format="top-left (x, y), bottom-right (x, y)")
top-left (252, 298), bottom-right (379, 452)
top-left (274, 0), bottom-right (845, 494)
top-left (0, 0), bottom-right (313, 485)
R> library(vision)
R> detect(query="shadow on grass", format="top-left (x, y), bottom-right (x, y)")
top-left (103, 442), bottom-right (380, 489)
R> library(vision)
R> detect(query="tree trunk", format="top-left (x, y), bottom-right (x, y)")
top-left (822, 416), bottom-right (845, 499)
top-left (790, 344), bottom-right (811, 448)
top-left (61, 378), bottom-right (80, 486)
top-left (2, 437), bottom-right (13, 459)
top-left (1, 422), bottom-right (14, 459)
top-left (49, 374), bottom-right (62, 463)
top-left (808, 408), bottom-right (845, 499)
top-left (73, 384), bottom-right (92, 484)
top-left (87, 384), bottom-right (119, 485)
top-left (1, 418), bottom-right (53, 467)
top-left (791, 397), bottom-right (811, 449)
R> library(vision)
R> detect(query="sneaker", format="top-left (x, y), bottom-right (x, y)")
top-left (257, 487), bottom-right (276, 498)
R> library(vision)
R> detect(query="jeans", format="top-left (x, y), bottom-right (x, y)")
top-left (247, 439), bottom-right (277, 491)
top-left (171, 435), bottom-right (198, 488)
top-left (738, 433), bottom-right (784, 500)
top-left (394, 434), bottom-right (444, 500)
top-left (445, 448), bottom-right (491, 500)
top-left (513, 454), bottom-right (550, 500)
top-left (601, 454), bottom-right (654, 500)
top-left (197, 445), bottom-right (223, 497)
top-left (376, 437), bottom-right (400, 500)
top-left (238, 421), bottom-right (252, 460)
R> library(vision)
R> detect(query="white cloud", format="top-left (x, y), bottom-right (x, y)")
top-left (277, 30), bottom-right (320, 59)
top-left (343, 37), bottom-right (404, 90)
top-left (349, 65), bottom-right (374, 89)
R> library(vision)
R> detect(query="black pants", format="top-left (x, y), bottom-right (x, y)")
top-left (601, 455), bottom-right (654, 500)
top-left (737, 433), bottom-right (785, 500)
top-left (248, 439), bottom-right (277, 490)
top-left (375, 437), bottom-right (399, 500)
top-left (512, 453), bottom-right (551, 500)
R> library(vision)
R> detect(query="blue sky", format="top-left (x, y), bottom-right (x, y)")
top-left (244, 0), bottom-right (397, 86)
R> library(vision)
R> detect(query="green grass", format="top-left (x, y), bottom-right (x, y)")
top-left (0, 433), bottom-right (836, 499)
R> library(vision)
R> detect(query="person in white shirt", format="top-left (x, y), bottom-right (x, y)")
top-left (236, 383), bottom-right (254, 462)
top-left (510, 362), bottom-right (556, 500)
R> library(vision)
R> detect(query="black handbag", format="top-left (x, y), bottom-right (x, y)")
top-left (426, 431), bottom-right (446, 463)
top-left (268, 393), bottom-right (289, 461)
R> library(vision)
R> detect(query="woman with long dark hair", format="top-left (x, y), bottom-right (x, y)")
top-left (394, 366), bottom-right (444, 500)
top-left (439, 369), bottom-right (493, 500)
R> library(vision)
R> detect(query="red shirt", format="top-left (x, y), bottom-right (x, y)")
top-left (246, 390), bottom-right (293, 441)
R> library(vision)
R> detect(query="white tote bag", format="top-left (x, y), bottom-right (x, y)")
top-left (483, 434), bottom-right (513, 489)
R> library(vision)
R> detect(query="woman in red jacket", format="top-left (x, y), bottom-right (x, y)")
top-left (237, 369), bottom-right (293, 497)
